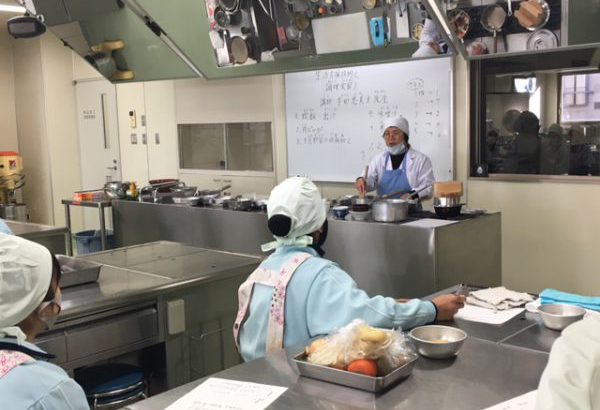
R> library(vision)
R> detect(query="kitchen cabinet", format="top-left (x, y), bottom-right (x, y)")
top-left (116, 81), bottom-right (179, 186)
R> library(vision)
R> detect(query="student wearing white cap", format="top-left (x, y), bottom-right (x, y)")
top-left (535, 314), bottom-right (600, 410)
top-left (233, 177), bottom-right (464, 361)
top-left (355, 115), bottom-right (435, 199)
top-left (0, 234), bottom-right (88, 409)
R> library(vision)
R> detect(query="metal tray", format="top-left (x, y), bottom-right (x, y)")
top-left (57, 255), bottom-right (101, 288)
top-left (293, 352), bottom-right (418, 393)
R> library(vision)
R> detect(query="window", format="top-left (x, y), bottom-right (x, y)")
top-left (178, 122), bottom-right (274, 172)
top-left (471, 57), bottom-right (600, 178)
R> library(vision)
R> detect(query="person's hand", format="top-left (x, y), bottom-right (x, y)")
top-left (431, 295), bottom-right (466, 321)
top-left (355, 178), bottom-right (366, 196)
top-left (400, 193), bottom-right (411, 200)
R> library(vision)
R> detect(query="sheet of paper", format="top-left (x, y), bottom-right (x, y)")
top-left (403, 218), bottom-right (459, 228)
top-left (454, 304), bottom-right (524, 325)
top-left (312, 13), bottom-right (371, 54)
top-left (165, 378), bottom-right (287, 410)
top-left (484, 390), bottom-right (537, 410)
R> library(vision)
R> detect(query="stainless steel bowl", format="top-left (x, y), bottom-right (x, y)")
top-left (349, 209), bottom-right (371, 221)
top-left (409, 325), bottom-right (467, 359)
top-left (372, 199), bottom-right (408, 222)
top-left (538, 304), bottom-right (586, 330)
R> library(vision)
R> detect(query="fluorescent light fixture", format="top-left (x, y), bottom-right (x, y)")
top-left (514, 77), bottom-right (537, 93)
top-left (0, 4), bottom-right (26, 13)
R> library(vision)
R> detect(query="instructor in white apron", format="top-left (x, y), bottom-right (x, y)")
top-left (355, 115), bottom-right (435, 200)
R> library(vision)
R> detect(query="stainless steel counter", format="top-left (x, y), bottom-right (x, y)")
top-left (111, 200), bottom-right (502, 298)
top-left (126, 334), bottom-right (549, 410)
top-left (52, 241), bottom-right (261, 321)
top-left (38, 241), bottom-right (261, 378)
top-left (6, 220), bottom-right (69, 254)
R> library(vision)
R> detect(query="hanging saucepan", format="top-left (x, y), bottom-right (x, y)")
top-left (481, 4), bottom-right (506, 53)
top-left (219, 0), bottom-right (240, 13)
top-left (214, 6), bottom-right (242, 28)
top-left (515, 0), bottom-right (550, 31)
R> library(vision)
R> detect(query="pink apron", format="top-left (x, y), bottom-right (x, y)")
top-left (233, 252), bottom-right (312, 353)
top-left (0, 350), bottom-right (33, 379)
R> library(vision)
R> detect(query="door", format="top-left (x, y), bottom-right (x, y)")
top-left (75, 79), bottom-right (121, 229)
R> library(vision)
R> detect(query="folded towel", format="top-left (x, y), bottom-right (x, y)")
top-left (467, 286), bottom-right (534, 311)
top-left (540, 289), bottom-right (600, 312)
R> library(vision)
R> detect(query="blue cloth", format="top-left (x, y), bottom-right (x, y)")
top-left (377, 153), bottom-right (412, 197)
top-left (239, 246), bottom-right (436, 362)
top-left (0, 218), bottom-right (12, 235)
top-left (0, 337), bottom-right (89, 409)
top-left (540, 289), bottom-right (600, 312)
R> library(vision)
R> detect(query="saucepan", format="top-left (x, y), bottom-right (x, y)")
top-left (196, 184), bottom-right (232, 206)
top-left (481, 4), bottom-right (507, 53)
top-left (371, 198), bottom-right (409, 222)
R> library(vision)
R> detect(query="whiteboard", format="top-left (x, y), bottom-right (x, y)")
top-left (285, 57), bottom-right (453, 183)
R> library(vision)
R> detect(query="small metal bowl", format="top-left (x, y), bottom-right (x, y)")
top-left (409, 325), bottom-right (467, 359)
top-left (538, 304), bottom-right (586, 331)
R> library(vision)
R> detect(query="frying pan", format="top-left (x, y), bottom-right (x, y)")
top-left (515, 0), bottom-right (550, 31)
top-left (481, 4), bottom-right (506, 53)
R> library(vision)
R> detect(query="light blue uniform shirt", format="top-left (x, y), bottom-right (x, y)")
top-left (239, 246), bottom-right (436, 362)
top-left (0, 218), bottom-right (12, 235)
top-left (0, 337), bottom-right (89, 409)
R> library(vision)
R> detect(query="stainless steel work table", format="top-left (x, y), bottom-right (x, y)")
top-left (6, 219), bottom-right (69, 254)
top-left (111, 200), bottom-right (502, 299)
top-left (127, 286), bottom-right (560, 410)
top-left (57, 241), bottom-right (261, 321)
top-left (127, 337), bottom-right (548, 410)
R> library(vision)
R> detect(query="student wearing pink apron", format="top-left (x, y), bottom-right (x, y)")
top-left (234, 177), bottom-right (465, 361)
top-left (0, 234), bottom-right (88, 409)
top-left (356, 115), bottom-right (435, 200)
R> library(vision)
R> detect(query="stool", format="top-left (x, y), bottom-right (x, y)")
top-left (77, 363), bottom-right (147, 409)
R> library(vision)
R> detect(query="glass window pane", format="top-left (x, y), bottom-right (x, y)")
top-left (225, 122), bottom-right (273, 172)
top-left (482, 71), bottom-right (600, 177)
top-left (178, 124), bottom-right (225, 170)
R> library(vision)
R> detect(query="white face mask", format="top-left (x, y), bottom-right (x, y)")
top-left (38, 291), bottom-right (62, 330)
top-left (387, 143), bottom-right (407, 156)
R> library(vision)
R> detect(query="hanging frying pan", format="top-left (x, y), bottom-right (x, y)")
top-left (515, 0), bottom-right (550, 31)
top-left (481, 4), bottom-right (506, 53)
top-left (447, 9), bottom-right (470, 43)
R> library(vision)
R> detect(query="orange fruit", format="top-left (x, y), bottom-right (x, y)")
top-left (347, 359), bottom-right (378, 377)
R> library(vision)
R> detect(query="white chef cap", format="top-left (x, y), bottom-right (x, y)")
top-left (261, 177), bottom-right (326, 252)
top-left (0, 234), bottom-right (52, 328)
top-left (382, 115), bottom-right (410, 138)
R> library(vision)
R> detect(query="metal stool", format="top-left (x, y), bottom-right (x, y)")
top-left (77, 363), bottom-right (147, 409)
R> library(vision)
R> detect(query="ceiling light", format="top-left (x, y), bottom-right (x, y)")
top-left (0, 4), bottom-right (26, 13)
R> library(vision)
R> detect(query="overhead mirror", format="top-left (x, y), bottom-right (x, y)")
top-left (425, 0), bottom-right (600, 59)
top-left (204, 0), bottom-right (457, 71)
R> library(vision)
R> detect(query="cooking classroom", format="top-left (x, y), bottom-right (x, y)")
top-left (0, 0), bottom-right (599, 409)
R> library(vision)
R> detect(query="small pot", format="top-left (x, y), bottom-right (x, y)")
top-left (104, 181), bottom-right (129, 199)
top-left (372, 199), bottom-right (409, 222)
top-left (229, 197), bottom-right (253, 211)
top-left (434, 204), bottom-right (463, 218)
top-left (433, 196), bottom-right (461, 207)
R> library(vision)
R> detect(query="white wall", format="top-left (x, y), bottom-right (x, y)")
top-left (11, 33), bottom-right (83, 230)
top-left (40, 34), bottom-right (83, 229)
top-left (12, 37), bottom-right (53, 224)
top-left (0, 15), bottom-right (18, 151)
